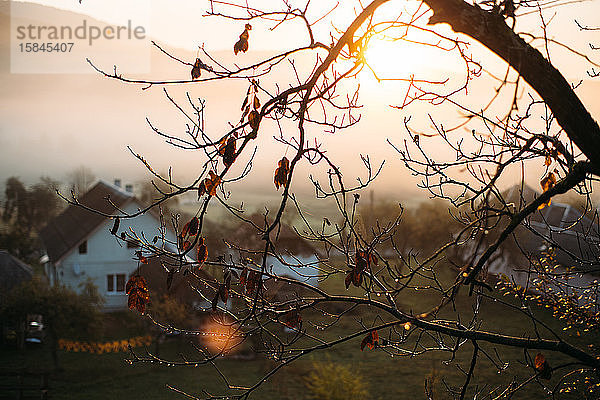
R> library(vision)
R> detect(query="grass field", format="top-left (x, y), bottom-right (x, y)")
top-left (2, 265), bottom-right (597, 400)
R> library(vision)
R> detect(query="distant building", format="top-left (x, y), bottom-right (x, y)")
top-left (451, 184), bottom-right (600, 304)
top-left (226, 213), bottom-right (321, 288)
top-left (40, 179), bottom-right (182, 311)
top-left (494, 184), bottom-right (600, 274)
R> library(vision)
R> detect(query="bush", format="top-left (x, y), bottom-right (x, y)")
top-left (1, 277), bottom-right (103, 368)
top-left (305, 360), bottom-right (370, 400)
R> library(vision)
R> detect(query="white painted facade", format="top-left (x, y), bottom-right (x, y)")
top-left (454, 231), bottom-right (600, 306)
top-left (49, 201), bottom-right (175, 311)
top-left (266, 254), bottom-right (320, 286)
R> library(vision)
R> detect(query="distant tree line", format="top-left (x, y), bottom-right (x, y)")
top-left (0, 176), bottom-right (61, 264)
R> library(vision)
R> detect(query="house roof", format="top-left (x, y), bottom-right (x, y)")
top-left (530, 202), bottom-right (599, 237)
top-left (500, 184), bottom-right (598, 235)
top-left (500, 184), bottom-right (600, 273)
top-left (501, 183), bottom-right (539, 207)
top-left (40, 180), bottom-right (134, 263)
top-left (0, 250), bottom-right (33, 295)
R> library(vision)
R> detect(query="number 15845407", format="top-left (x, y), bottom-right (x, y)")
top-left (18, 42), bottom-right (74, 52)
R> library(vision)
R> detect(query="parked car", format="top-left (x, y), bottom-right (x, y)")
top-left (25, 314), bottom-right (45, 344)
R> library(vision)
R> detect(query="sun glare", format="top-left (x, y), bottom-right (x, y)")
top-left (201, 318), bottom-right (243, 354)
top-left (362, 37), bottom-right (437, 82)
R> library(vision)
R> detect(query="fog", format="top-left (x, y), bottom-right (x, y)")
top-left (2, 1), bottom-right (600, 207)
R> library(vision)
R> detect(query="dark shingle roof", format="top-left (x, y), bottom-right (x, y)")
top-left (39, 180), bottom-right (134, 263)
top-left (496, 184), bottom-right (600, 273)
top-left (0, 250), bottom-right (33, 294)
top-left (502, 183), bottom-right (539, 207)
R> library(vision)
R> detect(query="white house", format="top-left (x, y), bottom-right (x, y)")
top-left (40, 180), bottom-right (178, 311)
top-left (226, 214), bottom-right (322, 288)
top-left (451, 184), bottom-right (600, 305)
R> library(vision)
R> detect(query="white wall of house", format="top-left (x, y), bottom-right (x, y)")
top-left (267, 254), bottom-right (320, 286)
top-left (455, 236), bottom-right (600, 306)
top-left (55, 201), bottom-right (175, 311)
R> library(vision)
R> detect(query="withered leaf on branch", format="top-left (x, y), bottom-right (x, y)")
top-left (245, 270), bottom-right (261, 296)
top-left (274, 157), bottom-right (290, 190)
top-left (222, 138), bottom-right (237, 167)
top-left (211, 275), bottom-right (231, 311)
top-left (241, 93), bottom-right (249, 112)
top-left (191, 58), bottom-right (203, 80)
top-left (217, 136), bottom-right (228, 155)
top-left (241, 104), bottom-right (251, 122)
top-left (233, 23), bottom-right (252, 55)
top-left (345, 249), bottom-right (377, 289)
top-left (197, 236), bottom-right (208, 265)
top-left (248, 110), bottom-right (260, 133)
top-left (181, 217), bottom-right (199, 238)
top-left (136, 251), bottom-right (149, 265)
top-left (541, 172), bottom-right (557, 192)
top-left (282, 308), bottom-right (302, 329)
top-left (356, 249), bottom-right (377, 271)
top-left (239, 266), bottom-right (248, 287)
top-left (344, 271), bottom-right (353, 289)
top-left (538, 172), bottom-right (557, 210)
top-left (240, 81), bottom-right (260, 129)
top-left (188, 217), bottom-right (199, 236)
top-left (179, 217), bottom-right (199, 249)
top-left (198, 171), bottom-right (222, 197)
top-left (360, 330), bottom-right (379, 351)
top-left (126, 275), bottom-right (150, 313)
top-left (345, 269), bottom-right (363, 289)
top-left (219, 277), bottom-right (231, 303)
top-left (534, 353), bottom-right (552, 379)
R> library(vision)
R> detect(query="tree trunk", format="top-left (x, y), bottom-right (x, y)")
top-left (423, 0), bottom-right (600, 174)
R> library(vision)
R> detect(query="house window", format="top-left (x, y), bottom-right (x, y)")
top-left (78, 241), bottom-right (87, 254)
top-left (107, 273), bottom-right (126, 293)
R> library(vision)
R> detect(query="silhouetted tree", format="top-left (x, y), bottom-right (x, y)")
top-left (2, 176), bottom-right (61, 234)
top-left (78, 0), bottom-right (600, 398)
top-left (67, 166), bottom-right (96, 196)
top-left (1, 177), bottom-right (62, 263)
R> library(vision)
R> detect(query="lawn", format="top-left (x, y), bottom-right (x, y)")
top-left (2, 264), bottom-right (597, 400)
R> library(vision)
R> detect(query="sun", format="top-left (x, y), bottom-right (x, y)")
top-left (361, 36), bottom-right (438, 82)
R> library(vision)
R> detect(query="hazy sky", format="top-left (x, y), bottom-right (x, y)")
top-left (2, 0), bottom-right (600, 207)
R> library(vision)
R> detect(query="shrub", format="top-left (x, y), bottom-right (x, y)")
top-left (305, 360), bottom-right (369, 400)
